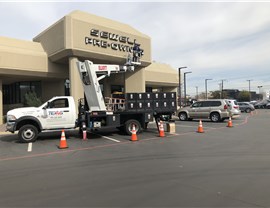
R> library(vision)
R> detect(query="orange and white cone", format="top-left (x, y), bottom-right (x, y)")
top-left (130, 124), bottom-right (138, 141)
top-left (197, 120), bottom-right (204, 133)
top-left (82, 124), bottom-right (87, 140)
top-left (159, 121), bottom-right (165, 137)
top-left (83, 130), bottom-right (87, 140)
top-left (58, 130), bottom-right (68, 149)
top-left (227, 117), bottom-right (233, 127)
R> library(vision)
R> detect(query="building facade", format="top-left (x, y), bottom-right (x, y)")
top-left (0, 10), bottom-right (178, 124)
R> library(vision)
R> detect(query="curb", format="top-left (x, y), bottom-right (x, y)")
top-left (0, 132), bottom-right (12, 135)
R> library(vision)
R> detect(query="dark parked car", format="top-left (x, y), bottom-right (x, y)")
top-left (238, 102), bottom-right (255, 113)
top-left (254, 100), bottom-right (270, 109)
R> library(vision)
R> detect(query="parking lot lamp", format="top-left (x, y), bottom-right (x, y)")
top-left (247, 79), bottom-right (252, 101)
top-left (184, 71), bottom-right (192, 106)
top-left (258, 86), bottom-right (263, 99)
top-left (178, 67), bottom-right (187, 108)
top-left (205, 79), bottom-right (212, 100)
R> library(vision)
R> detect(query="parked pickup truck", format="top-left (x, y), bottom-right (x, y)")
top-left (6, 96), bottom-right (78, 143)
top-left (6, 60), bottom-right (176, 143)
top-left (6, 93), bottom-right (176, 143)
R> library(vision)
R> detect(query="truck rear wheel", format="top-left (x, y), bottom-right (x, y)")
top-left (124, 119), bottom-right (142, 135)
top-left (18, 124), bottom-right (38, 143)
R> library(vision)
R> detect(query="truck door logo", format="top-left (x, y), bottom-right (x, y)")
top-left (49, 111), bottom-right (64, 116)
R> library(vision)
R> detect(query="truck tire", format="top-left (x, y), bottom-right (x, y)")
top-left (18, 124), bottom-right (38, 143)
top-left (124, 119), bottom-right (142, 136)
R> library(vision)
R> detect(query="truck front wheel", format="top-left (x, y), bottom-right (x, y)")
top-left (18, 124), bottom-right (38, 143)
top-left (124, 119), bottom-right (142, 135)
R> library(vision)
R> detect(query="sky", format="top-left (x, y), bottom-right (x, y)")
top-left (1, 1), bottom-right (270, 97)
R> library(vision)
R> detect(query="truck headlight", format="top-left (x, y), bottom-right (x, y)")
top-left (7, 115), bottom-right (16, 122)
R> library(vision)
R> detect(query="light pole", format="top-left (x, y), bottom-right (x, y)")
top-left (247, 79), bottom-right (252, 101)
top-left (184, 71), bottom-right (192, 106)
top-left (205, 79), bottom-right (212, 100)
top-left (258, 86), bottom-right (263, 99)
top-left (195, 86), bottom-right (198, 100)
top-left (221, 79), bottom-right (226, 99)
top-left (178, 67), bottom-right (187, 108)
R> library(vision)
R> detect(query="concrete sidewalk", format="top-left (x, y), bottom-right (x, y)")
top-left (0, 124), bottom-right (11, 135)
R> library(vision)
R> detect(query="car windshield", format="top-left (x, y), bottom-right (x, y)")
top-left (192, 102), bottom-right (202, 107)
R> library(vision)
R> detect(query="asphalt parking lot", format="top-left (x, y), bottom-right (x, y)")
top-left (1, 109), bottom-right (270, 207)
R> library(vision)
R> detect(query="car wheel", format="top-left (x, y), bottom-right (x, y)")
top-left (178, 112), bottom-right (188, 121)
top-left (18, 124), bottom-right (38, 143)
top-left (210, 112), bottom-right (220, 122)
top-left (245, 108), bottom-right (251, 113)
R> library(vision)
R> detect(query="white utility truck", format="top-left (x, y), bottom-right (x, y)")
top-left (6, 60), bottom-right (177, 143)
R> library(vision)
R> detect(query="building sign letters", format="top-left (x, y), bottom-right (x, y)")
top-left (85, 28), bottom-right (143, 54)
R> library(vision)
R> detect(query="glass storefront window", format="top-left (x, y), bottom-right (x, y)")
top-left (3, 81), bottom-right (42, 105)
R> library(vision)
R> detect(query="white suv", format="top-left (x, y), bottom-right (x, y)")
top-left (226, 99), bottom-right (241, 117)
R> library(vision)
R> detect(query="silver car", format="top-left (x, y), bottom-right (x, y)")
top-left (238, 102), bottom-right (255, 113)
top-left (177, 99), bottom-right (230, 122)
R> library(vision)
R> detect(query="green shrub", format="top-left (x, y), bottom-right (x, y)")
top-left (24, 92), bottom-right (42, 107)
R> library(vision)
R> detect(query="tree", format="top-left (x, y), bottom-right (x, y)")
top-left (237, 90), bottom-right (250, 102)
top-left (211, 91), bottom-right (221, 99)
top-left (24, 92), bottom-right (42, 107)
top-left (210, 91), bottom-right (228, 99)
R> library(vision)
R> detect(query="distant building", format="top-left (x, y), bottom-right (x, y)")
top-left (223, 89), bottom-right (240, 99)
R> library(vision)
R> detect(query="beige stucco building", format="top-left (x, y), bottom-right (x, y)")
top-left (0, 10), bottom-right (178, 124)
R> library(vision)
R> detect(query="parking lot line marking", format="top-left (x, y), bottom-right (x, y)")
top-left (175, 124), bottom-right (198, 128)
top-left (92, 133), bottom-right (121, 143)
top-left (175, 124), bottom-right (215, 129)
top-left (27, 143), bottom-right (32, 152)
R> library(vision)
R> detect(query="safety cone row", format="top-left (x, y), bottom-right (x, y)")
top-left (197, 120), bottom-right (204, 133)
top-left (58, 129), bottom-right (68, 149)
top-left (159, 121), bottom-right (165, 137)
top-left (227, 117), bottom-right (233, 127)
top-left (130, 124), bottom-right (138, 141)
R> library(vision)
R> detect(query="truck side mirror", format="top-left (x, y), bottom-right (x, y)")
top-left (42, 105), bottom-right (47, 110)
top-left (43, 102), bottom-right (51, 109)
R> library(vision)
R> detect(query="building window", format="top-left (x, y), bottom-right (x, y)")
top-left (111, 85), bottom-right (124, 94)
top-left (3, 81), bottom-right (42, 105)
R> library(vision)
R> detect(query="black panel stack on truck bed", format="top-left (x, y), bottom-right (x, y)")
top-left (78, 92), bottom-right (177, 135)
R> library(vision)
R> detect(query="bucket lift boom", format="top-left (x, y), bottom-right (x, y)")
top-left (77, 60), bottom-right (134, 112)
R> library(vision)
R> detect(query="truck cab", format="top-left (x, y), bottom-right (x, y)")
top-left (6, 96), bottom-right (77, 143)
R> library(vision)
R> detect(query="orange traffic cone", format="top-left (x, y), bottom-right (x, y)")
top-left (82, 124), bottom-right (87, 140)
top-left (130, 124), bottom-right (138, 141)
top-left (227, 117), bottom-right (233, 127)
top-left (159, 121), bottom-right (165, 137)
top-left (58, 130), bottom-right (68, 149)
top-left (197, 120), bottom-right (204, 133)
top-left (83, 129), bottom-right (87, 140)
